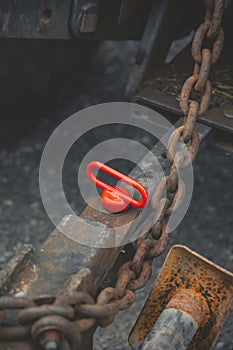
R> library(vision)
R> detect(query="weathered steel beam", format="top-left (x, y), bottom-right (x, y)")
top-left (0, 203), bottom-right (139, 349)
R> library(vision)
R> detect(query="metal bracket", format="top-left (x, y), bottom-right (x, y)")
top-left (129, 245), bottom-right (233, 350)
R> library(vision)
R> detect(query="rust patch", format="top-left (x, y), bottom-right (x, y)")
top-left (129, 245), bottom-right (233, 350)
top-left (47, 246), bottom-right (60, 254)
top-left (14, 265), bottom-right (38, 296)
top-left (0, 245), bottom-right (34, 296)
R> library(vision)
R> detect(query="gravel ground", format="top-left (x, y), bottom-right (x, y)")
top-left (0, 41), bottom-right (232, 349)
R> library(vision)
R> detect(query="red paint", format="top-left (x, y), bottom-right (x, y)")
top-left (87, 161), bottom-right (149, 213)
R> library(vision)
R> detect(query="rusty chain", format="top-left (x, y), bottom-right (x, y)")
top-left (0, 1), bottom-right (226, 348)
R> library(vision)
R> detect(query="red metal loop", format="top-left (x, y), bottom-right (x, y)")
top-left (87, 161), bottom-right (149, 212)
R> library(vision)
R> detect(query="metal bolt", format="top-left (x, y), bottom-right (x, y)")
top-left (44, 340), bottom-right (58, 350)
top-left (140, 289), bottom-right (208, 350)
top-left (79, 3), bottom-right (98, 33)
top-left (140, 308), bottom-right (198, 350)
top-left (39, 331), bottom-right (61, 350)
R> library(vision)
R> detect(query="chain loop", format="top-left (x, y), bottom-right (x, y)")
top-left (166, 180), bottom-right (186, 217)
top-left (191, 22), bottom-right (224, 65)
top-left (207, 0), bottom-right (224, 39)
top-left (183, 101), bottom-right (199, 142)
top-left (147, 222), bottom-right (170, 259)
top-left (115, 262), bottom-right (136, 298)
top-left (151, 198), bottom-right (170, 239)
top-left (194, 49), bottom-right (212, 92)
top-left (132, 239), bottom-right (154, 276)
top-left (127, 260), bottom-right (152, 291)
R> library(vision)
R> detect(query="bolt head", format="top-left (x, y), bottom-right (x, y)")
top-left (44, 340), bottom-right (58, 350)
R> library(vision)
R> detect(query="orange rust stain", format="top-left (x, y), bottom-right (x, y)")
top-left (14, 265), bottom-right (38, 294)
top-left (47, 246), bottom-right (60, 254)
top-left (46, 263), bottom-right (57, 273)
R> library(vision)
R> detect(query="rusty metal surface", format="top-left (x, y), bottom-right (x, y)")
top-left (0, 115), bottom-right (211, 349)
top-left (0, 245), bottom-right (33, 295)
top-left (2, 201), bottom-right (139, 298)
top-left (0, 202), bottom-right (140, 349)
top-left (129, 245), bottom-right (233, 350)
top-left (0, 113), bottom-right (191, 348)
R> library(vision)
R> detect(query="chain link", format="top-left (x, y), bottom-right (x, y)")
top-left (0, 1), bottom-right (226, 348)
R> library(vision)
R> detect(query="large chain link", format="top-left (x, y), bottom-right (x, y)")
top-left (0, 1), bottom-right (226, 348)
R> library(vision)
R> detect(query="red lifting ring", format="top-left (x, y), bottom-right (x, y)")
top-left (87, 161), bottom-right (149, 213)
